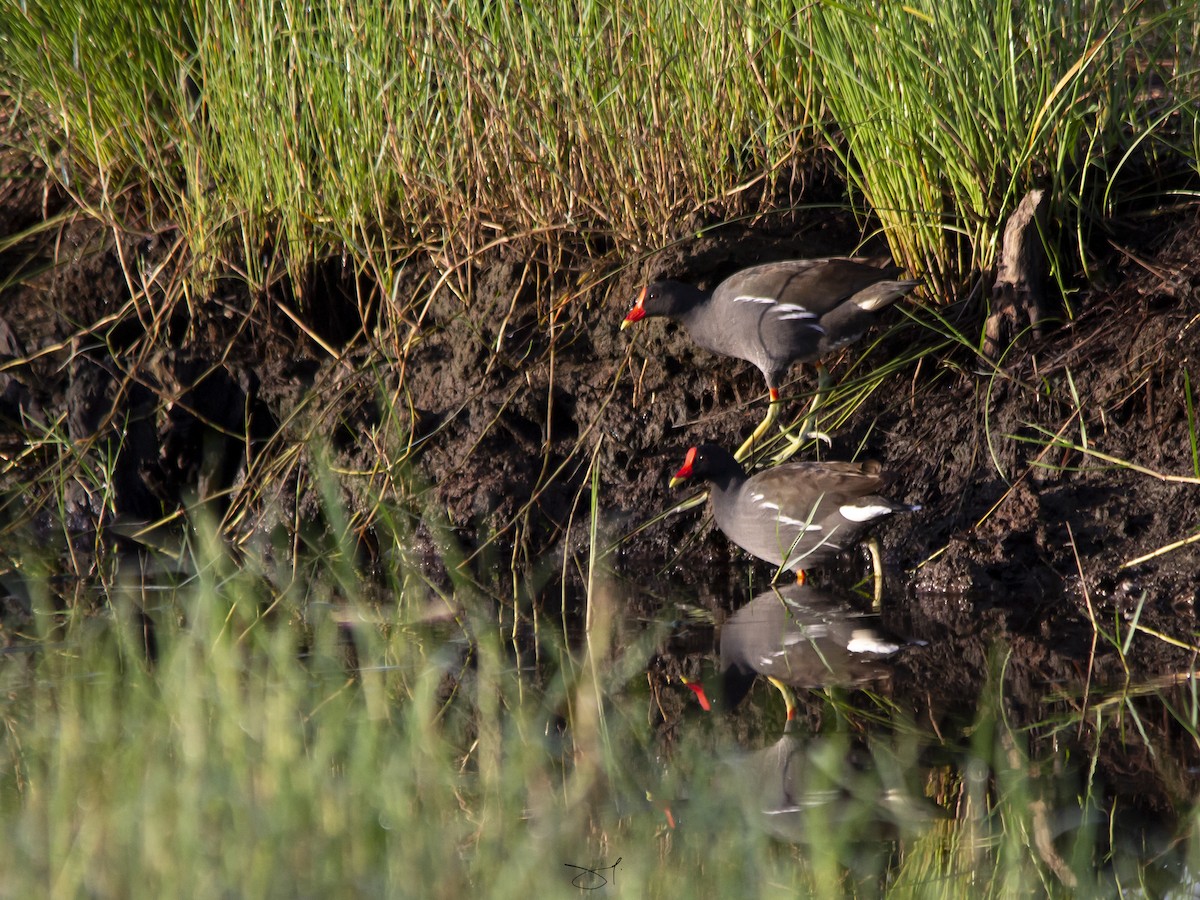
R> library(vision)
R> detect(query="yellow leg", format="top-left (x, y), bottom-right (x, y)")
top-left (867, 535), bottom-right (884, 610)
top-left (766, 676), bottom-right (798, 722)
top-left (734, 389), bottom-right (780, 463)
top-left (772, 366), bottom-right (834, 464)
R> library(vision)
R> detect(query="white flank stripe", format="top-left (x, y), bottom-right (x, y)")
top-left (784, 626), bottom-right (828, 643)
top-left (846, 629), bottom-right (901, 655)
top-left (764, 789), bottom-right (839, 812)
top-left (733, 295), bottom-right (778, 304)
top-left (839, 503), bottom-right (893, 522)
top-left (774, 303), bottom-right (816, 316)
top-left (777, 515), bottom-right (822, 530)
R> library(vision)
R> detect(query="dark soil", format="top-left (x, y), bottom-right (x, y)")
top-left (3, 121), bottom-right (1200, 833)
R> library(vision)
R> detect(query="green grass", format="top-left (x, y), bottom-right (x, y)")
top-left (2, 0), bottom-right (821, 305)
top-left (4, 0), bottom-right (1196, 313)
top-left (1, 506), bottom-right (1198, 897)
top-left (801, 0), bottom-right (1200, 298)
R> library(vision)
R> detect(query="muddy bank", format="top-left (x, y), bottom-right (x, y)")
top-left (2, 147), bottom-right (1198, 653)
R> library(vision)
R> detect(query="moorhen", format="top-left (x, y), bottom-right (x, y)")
top-left (670, 443), bottom-right (917, 601)
top-left (684, 583), bottom-right (923, 714)
top-left (731, 683), bottom-right (942, 845)
top-left (679, 651), bottom-right (940, 844)
top-left (622, 258), bottom-right (919, 460)
top-left (664, 679), bottom-right (940, 842)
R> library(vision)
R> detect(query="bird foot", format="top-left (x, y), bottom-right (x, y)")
top-left (770, 425), bottom-right (832, 465)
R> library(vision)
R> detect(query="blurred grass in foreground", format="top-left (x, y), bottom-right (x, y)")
top-left (1, 513), bottom-right (1198, 897)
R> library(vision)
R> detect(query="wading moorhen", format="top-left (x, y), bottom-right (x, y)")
top-left (670, 443), bottom-right (917, 601)
top-left (622, 258), bottom-right (919, 460)
top-left (731, 682), bottom-right (942, 845)
top-left (700, 588), bottom-right (916, 715)
top-left (683, 583), bottom-right (922, 714)
top-left (680, 650), bottom-right (940, 843)
top-left (669, 678), bottom-right (941, 841)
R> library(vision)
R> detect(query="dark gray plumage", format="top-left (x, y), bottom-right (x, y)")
top-left (672, 443), bottom-right (916, 575)
top-left (720, 583), bottom-right (921, 710)
top-left (623, 258), bottom-right (919, 392)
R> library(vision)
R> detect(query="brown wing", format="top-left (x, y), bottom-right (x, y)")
top-left (750, 460), bottom-right (887, 507)
top-left (716, 259), bottom-right (903, 318)
top-left (711, 259), bottom-right (912, 376)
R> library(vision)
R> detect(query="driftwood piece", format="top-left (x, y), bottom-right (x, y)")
top-left (985, 188), bottom-right (1050, 360)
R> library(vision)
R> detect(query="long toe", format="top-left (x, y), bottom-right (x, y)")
top-left (868, 536), bottom-right (884, 609)
top-left (734, 397), bottom-right (780, 463)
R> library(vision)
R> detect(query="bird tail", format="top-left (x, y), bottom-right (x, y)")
top-left (852, 279), bottom-right (922, 312)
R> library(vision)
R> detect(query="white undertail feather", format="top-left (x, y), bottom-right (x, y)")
top-left (851, 279), bottom-right (921, 311)
top-left (838, 503), bottom-right (893, 522)
top-left (852, 296), bottom-right (892, 312)
top-left (846, 629), bottom-right (902, 655)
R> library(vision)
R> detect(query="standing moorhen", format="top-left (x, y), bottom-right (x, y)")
top-left (622, 258), bottom-right (919, 460)
top-left (670, 443), bottom-right (917, 601)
